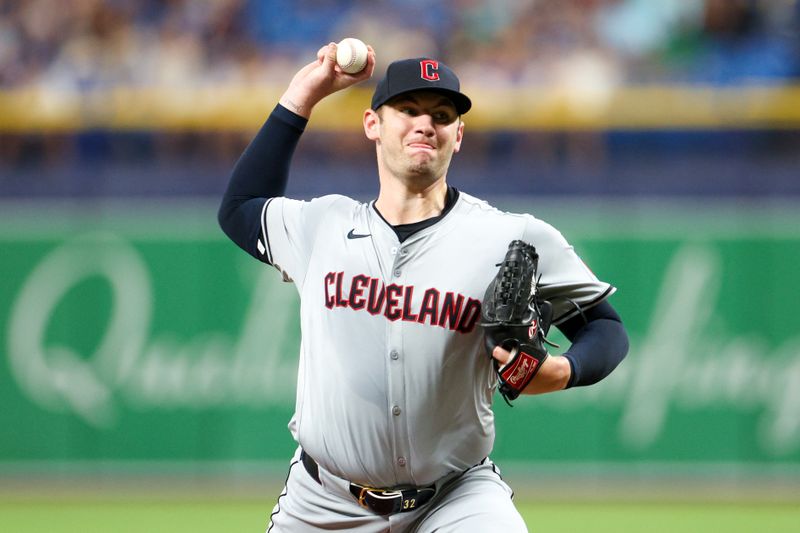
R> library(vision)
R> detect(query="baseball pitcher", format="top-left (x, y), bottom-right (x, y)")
top-left (218, 42), bottom-right (629, 532)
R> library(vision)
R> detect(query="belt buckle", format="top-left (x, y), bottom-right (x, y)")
top-left (356, 486), bottom-right (403, 516)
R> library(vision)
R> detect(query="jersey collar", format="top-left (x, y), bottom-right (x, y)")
top-left (372, 187), bottom-right (460, 243)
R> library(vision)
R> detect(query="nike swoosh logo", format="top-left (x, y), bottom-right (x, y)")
top-left (347, 229), bottom-right (371, 239)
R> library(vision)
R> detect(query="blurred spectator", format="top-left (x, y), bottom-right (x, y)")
top-left (0, 0), bottom-right (798, 188)
top-left (1, 0), bottom-right (798, 91)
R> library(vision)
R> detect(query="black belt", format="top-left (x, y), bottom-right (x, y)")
top-left (300, 450), bottom-right (436, 516)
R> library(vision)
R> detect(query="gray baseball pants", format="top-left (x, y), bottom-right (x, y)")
top-left (267, 447), bottom-right (528, 532)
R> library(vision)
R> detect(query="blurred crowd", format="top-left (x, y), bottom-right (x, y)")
top-left (1, 0), bottom-right (799, 91)
top-left (1, 0), bottom-right (799, 197)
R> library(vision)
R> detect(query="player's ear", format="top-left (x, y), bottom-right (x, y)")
top-left (453, 119), bottom-right (465, 153)
top-left (364, 108), bottom-right (380, 141)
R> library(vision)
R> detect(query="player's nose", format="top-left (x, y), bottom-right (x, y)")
top-left (412, 114), bottom-right (436, 136)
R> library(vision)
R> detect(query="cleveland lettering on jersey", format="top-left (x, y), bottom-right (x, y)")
top-left (323, 271), bottom-right (481, 333)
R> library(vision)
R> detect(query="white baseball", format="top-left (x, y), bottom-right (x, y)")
top-left (336, 38), bottom-right (369, 74)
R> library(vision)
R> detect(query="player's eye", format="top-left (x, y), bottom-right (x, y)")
top-left (433, 111), bottom-right (456, 124)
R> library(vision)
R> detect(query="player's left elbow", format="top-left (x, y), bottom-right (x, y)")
top-left (565, 319), bottom-right (629, 388)
top-left (604, 319), bottom-right (629, 374)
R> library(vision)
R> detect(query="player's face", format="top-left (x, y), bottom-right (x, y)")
top-left (365, 92), bottom-right (464, 186)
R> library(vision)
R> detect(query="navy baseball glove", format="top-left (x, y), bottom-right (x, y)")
top-left (481, 240), bottom-right (554, 404)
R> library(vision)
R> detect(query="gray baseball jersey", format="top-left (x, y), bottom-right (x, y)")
top-left (260, 191), bottom-right (613, 489)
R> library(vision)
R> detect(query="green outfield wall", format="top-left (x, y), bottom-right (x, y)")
top-left (2, 200), bottom-right (799, 474)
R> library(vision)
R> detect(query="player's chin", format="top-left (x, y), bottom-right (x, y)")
top-left (405, 152), bottom-right (438, 171)
top-left (406, 161), bottom-right (439, 179)
top-left (406, 149), bottom-right (435, 163)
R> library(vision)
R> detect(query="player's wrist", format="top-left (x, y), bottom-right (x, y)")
top-left (525, 355), bottom-right (571, 395)
top-left (279, 88), bottom-right (320, 119)
top-left (550, 355), bottom-right (572, 390)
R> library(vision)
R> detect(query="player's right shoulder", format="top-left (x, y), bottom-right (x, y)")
top-left (259, 194), bottom-right (361, 272)
top-left (316, 194), bottom-right (362, 210)
top-left (266, 193), bottom-right (359, 214)
top-left (264, 194), bottom-right (365, 235)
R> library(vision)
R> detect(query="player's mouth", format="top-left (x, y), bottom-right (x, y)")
top-left (407, 142), bottom-right (436, 152)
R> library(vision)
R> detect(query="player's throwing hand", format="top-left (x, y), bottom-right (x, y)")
top-left (279, 42), bottom-right (376, 118)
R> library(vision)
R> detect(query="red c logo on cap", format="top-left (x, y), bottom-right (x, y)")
top-left (420, 60), bottom-right (439, 81)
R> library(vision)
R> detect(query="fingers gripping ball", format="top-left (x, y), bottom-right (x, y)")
top-left (336, 38), bottom-right (369, 74)
top-left (481, 240), bottom-right (554, 404)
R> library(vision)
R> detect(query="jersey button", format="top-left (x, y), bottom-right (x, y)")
top-left (397, 457), bottom-right (406, 467)
top-left (393, 269), bottom-right (401, 277)
top-left (392, 405), bottom-right (401, 416)
top-left (390, 350), bottom-right (399, 360)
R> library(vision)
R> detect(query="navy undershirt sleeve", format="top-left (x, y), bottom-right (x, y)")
top-left (217, 104), bottom-right (308, 260)
top-left (556, 300), bottom-right (629, 388)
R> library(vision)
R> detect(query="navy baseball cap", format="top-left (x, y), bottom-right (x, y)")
top-left (371, 58), bottom-right (472, 115)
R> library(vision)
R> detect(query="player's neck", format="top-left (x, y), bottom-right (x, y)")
top-left (375, 177), bottom-right (448, 226)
